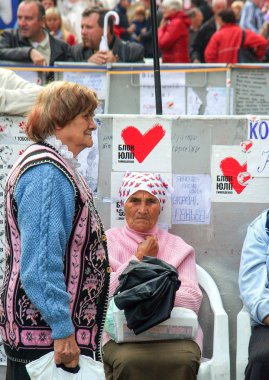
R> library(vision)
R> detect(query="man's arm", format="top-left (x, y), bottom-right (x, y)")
top-left (0, 30), bottom-right (32, 62)
top-left (240, 3), bottom-right (260, 33)
top-left (115, 40), bottom-right (144, 63)
top-left (88, 50), bottom-right (118, 64)
top-left (0, 69), bottom-right (42, 114)
top-left (239, 211), bottom-right (269, 325)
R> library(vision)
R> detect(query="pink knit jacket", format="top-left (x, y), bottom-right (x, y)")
top-left (103, 223), bottom-right (203, 352)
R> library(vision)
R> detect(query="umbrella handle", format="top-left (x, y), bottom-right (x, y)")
top-left (99, 11), bottom-right (120, 51)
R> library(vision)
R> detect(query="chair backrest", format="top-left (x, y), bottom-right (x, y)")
top-left (196, 264), bottom-right (225, 314)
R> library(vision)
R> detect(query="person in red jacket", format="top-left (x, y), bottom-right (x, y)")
top-left (205, 9), bottom-right (268, 63)
top-left (158, 0), bottom-right (190, 63)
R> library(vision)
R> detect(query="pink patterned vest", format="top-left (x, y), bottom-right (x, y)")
top-left (0, 143), bottom-right (110, 363)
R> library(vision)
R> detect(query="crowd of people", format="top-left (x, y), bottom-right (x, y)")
top-left (1, 0), bottom-right (269, 64)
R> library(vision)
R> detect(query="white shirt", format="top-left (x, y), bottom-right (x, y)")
top-left (0, 69), bottom-right (42, 115)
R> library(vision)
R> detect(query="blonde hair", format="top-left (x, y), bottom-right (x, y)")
top-left (231, 1), bottom-right (244, 11)
top-left (133, 5), bottom-right (146, 17)
top-left (45, 7), bottom-right (69, 41)
top-left (26, 81), bottom-right (98, 142)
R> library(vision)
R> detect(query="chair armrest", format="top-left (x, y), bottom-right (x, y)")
top-left (196, 265), bottom-right (230, 379)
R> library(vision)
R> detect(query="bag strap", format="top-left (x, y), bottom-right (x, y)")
top-left (240, 29), bottom-right (246, 49)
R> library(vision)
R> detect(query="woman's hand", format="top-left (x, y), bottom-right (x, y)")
top-left (54, 333), bottom-right (80, 368)
top-left (263, 315), bottom-right (269, 325)
top-left (136, 236), bottom-right (159, 260)
top-left (159, 18), bottom-right (167, 28)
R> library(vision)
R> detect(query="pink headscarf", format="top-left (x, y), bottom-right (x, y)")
top-left (119, 172), bottom-right (169, 210)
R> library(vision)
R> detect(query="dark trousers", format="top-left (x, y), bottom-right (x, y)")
top-left (245, 325), bottom-right (269, 380)
top-left (6, 359), bottom-right (30, 380)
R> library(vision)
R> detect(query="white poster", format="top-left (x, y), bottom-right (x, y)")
top-left (204, 87), bottom-right (233, 115)
top-left (112, 116), bottom-right (172, 172)
top-left (140, 72), bottom-right (185, 115)
top-left (187, 88), bottom-right (202, 115)
top-left (110, 171), bottom-right (172, 229)
top-left (0, 116), bottom-right (30, 143)
top-left (211, 145), bottom-right (269, 202)
top-left (14, 70), bottom-right (41, 85)
top-left (172, 174), bottom-right (211, 224)
top-left (247, 118), bottom-right (269, 177)
top-left (77, 129), bottom-right (99, 193)
top-left (63, 71), bottom-right (107, 101)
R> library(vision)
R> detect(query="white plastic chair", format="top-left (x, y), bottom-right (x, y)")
top-left (196, 264), bottom-right (230, 380)
top-left (236, 306), bottom-right (251, 380)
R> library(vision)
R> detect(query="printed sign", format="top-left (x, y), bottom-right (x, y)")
top-left (112, 116), bottom-right (172, 172)
top-left (211, 145), bottom-right (269, 202)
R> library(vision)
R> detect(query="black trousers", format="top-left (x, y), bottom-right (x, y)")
top-left (245, 325), bottom-right (269, 380)
top-left (6, 359), bottom-right (30, 380)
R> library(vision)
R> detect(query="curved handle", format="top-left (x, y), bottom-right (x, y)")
top-left (99, 11), bottom-right (120, 51)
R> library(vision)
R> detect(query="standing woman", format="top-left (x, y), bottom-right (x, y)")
top-left (158, 0), bottom-right (190, 63)
top-left (0, 81), bottom-right (110, 380)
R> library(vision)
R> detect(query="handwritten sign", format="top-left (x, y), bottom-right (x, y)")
top-left (172, 174), bottom-right (211, 224)
top-left (247, 118), bottom-right (269, 177)
top-left (63, 72), bottom-right (107, 101)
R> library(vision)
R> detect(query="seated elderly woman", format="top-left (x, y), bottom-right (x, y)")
top-left (102, 172), bottom-right (203, 380)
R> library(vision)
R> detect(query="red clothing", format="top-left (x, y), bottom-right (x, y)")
top-left (158, 11), bottom-right (190, 63)
top-left (66, 33), bottom-right (77, 46)
top-left (205, 23), bottom-right (268, 63)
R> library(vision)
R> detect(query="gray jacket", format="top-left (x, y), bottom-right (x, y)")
top-left (70, 36), bottom-right (144, 63)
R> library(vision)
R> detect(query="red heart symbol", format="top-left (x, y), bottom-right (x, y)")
top-left (220, 157), bottom-right (248, 194)
top-left (121, 124), bottom-right (166, 163)
top-left (240, 140), bottom-right (253, 153)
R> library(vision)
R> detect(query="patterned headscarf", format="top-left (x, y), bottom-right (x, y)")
top-left (119, 172), bottom-right (169, 210)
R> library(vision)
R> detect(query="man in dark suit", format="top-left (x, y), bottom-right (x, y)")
top-left (0, 0), bottom-right (71, 65)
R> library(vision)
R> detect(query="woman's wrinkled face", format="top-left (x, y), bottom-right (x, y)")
top-left (124, 190), bottom-right (160, 233)
top-left (55, 110), bottom-right (96, 157)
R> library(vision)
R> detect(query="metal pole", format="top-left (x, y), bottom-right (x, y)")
top-left (150, 0), bottom-right (162, 115)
